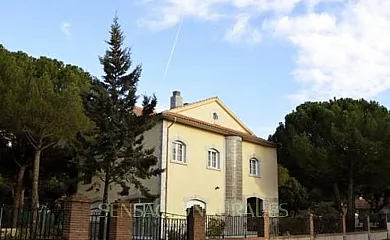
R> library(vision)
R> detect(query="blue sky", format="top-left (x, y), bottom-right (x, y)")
top-left (2, 0), bottom-right (390, 138)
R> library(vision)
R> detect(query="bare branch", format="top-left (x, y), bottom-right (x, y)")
top-left (24, 131), bottom-right (38, 149)
top-left (41, 141), bottom-right (57, 150)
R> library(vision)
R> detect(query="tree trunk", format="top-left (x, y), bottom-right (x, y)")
top-left (32, 148), bottom-right (41, 209)
top-left (333, 182), bottom-right (342, 211)
top-left (31, 148), bottom-right (42, 238)
top-left (347, 164), bottom-right (355, 232)
top-left (20, 188), bottom-right (25, 209)
top-left (12, 165), bottom-right (26, 228)
top-left (99, 171), bottom-right (110, 240)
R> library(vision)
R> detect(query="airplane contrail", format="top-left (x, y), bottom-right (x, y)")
top-left (163, 13), bottom-right (184, 81)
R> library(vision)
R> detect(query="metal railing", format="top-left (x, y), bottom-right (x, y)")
top-left (0, 205), bottom-right (63, 240)
top-left (313, 216), bottom-right (342, 234)
top-left (89, 211), bottom-right (111, 240)
top-left (269, 216), bottom-right (310, 236)
top-left (133, 216), bottom-right (187, 240)
top-left (206, 215), bottom-right (264, 238)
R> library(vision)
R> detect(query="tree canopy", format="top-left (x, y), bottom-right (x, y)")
top-left (271, 98), bottom-right (390, 230)
top-left (0, 44), bottom-right (92, 211)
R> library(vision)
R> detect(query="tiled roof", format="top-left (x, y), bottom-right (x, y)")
top-left (164, 97), bottom-right (218, 112)
top-left (164, 96), bottom-right (257, 136)
top-left (133, 98), bottom-right (276, 148)
top-left (133, 106), bottom-right (143, 116)
top-left (161, 111), bottom-right (276, 147)
top-left (133, 106), bottom-right (157, 116)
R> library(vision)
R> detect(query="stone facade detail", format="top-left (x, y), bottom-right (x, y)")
top-left (224, 136), bottom-right (243, 215)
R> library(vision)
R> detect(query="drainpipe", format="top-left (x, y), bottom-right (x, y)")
top-left (164, 117), bottom-right (176, 216)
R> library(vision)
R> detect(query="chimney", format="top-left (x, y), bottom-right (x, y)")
top-left (170, 91), bottom-right (183, 109)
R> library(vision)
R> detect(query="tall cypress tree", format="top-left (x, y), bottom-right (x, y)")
top-left (80, 15), bottom-right (162, 208)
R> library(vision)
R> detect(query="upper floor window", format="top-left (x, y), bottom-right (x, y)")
top-left (172, 140), bottom-right (186, 163)
top-left (208, 148), bottom-right (220, 169)
top-left (249, 158), bottom-right (260, 176)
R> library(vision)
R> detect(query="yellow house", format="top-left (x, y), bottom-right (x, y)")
top-left (78, 91), bottom-right (278, 217)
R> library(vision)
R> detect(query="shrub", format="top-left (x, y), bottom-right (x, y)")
top-left (207, 217), bottom-right (225, 237)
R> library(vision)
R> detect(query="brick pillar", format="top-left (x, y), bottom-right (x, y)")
top-left (187, 205), bottom-right (206, 240)
top-left (62, 193), bottom-right (91, 240)
top-left (263, 212), bottom-right (270, 240)
top-left (309, 213), bottom-right (314, 240)
top-left (108, 200), bottom-right (133, 240)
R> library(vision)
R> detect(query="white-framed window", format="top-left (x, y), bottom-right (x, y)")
top-left (249, 158), bottom-right (260, 176)
top-left (207, 148), bottom-right (220, 169)
top-left (172, 140), bottom-right (186, 163)
top-left (134, 203), bottom-right (154, 217)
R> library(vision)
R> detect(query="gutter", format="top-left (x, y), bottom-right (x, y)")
top-left (164, 117), bottom-right (176, 216)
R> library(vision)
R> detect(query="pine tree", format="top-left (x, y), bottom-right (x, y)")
top-left (80, 15), bottom-right (162, 208)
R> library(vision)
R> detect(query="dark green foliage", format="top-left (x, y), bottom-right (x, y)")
top-left (0, 45), bottom-right (92, 209)
top-left (38, 144), bottom-right (79, 206)
top-left (206, 218), bottom-right (225, 237)
top-left (277, 164), bottom-right (309, 215)
top-left (77, 16), bottom-right (163, 204)
top-left (275, 217), bottom-right (310, 236)
top-left (270, 98), bottom-right (390, 230)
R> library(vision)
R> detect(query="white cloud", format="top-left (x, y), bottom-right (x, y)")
top-left (137, 0), bottom-right (303, 36)
top-left (61, 22), bottom-right (71, 39)
top-left (139, 0), bottom-right (390, 101)
top-left (224, 14), bottom-right (261, 44)
top-left (265, 0), bottom-right (390, 101)
top-left (137, 0), bottom-right (230, 30)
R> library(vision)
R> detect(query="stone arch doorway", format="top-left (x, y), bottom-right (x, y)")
top-left (185, 199), bottom-right (206, 213)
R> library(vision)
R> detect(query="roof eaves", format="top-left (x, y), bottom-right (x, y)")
top-left (161, 112), bottom-right (276, 148)
top-left (164, 96), bottom-right (218, 112)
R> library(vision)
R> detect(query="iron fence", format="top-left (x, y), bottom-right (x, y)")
top-left (133, 216), bottom-right (187, 240)
top-left (206, 215), bottom-right (264, 238)
top-left (0, 205), bottom-right (63, 240)
top-left (313, 216), bottom-right (342, 234)
top-left (89, 211), bottom-right (110, 240)
top-left (269, 216), bottom-right (310, 236)
top-left (367, 213), bottom-right (388, 231)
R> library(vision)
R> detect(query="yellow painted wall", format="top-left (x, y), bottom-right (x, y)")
top-left (165, 122), bottom-right (226, 216)
top-left (175, 101), bottom-right (250, 134)
top-left (165, 121), bottom-right (279, 216)
top-left (242, 141), bottom-right (278, 200)
top-left (77, 121), bottom-right (163, 204)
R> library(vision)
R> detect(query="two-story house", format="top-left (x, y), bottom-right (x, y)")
top-left (78, 91), bottom-right (279, 216)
